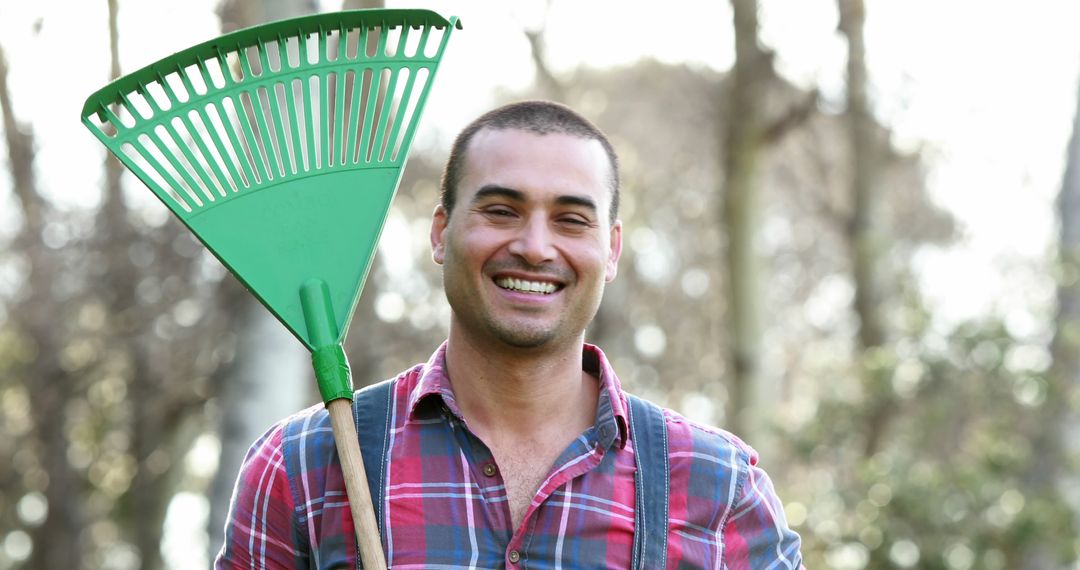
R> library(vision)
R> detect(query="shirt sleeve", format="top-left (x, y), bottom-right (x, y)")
top-left (213, 422), bottom-right (301, 569)
top-left (722, 449), bottom-right (804, 569)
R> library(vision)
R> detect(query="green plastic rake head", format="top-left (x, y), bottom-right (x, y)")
top-left (81, 9), bottom-right (460, 402)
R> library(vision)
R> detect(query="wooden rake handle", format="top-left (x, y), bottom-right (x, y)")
top-left (327, 398), bottom-right (388, 570)
top-left (301, 282), bottom-right (385, 568)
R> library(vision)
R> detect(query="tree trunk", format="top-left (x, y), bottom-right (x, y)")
top-left (837, 0), bottom-right (890, 458)
top-left (722, 0), bottom-right (771, 445)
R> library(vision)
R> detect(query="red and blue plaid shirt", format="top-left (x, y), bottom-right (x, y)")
top-left (215, 342), bottom-right (803, 569)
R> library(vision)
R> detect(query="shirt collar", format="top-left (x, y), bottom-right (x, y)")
top-left (408, 341), bottom-right (630, 449)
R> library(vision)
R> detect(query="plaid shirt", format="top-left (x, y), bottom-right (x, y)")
top-left (216, 343), bottom-right (803, 569)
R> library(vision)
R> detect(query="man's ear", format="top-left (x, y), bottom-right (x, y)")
top-left (606, 219), bottom-right (623, 282)
top-left (431, 205), bottom-right (449, 265)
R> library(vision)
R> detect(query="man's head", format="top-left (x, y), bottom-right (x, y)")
top-left (440, 100), bottom-right (620, 225)
top-left (430, 101), bottom-right (623, 351)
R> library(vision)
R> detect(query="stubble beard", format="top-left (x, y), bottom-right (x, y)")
top-left (443, 271), bottom-right (601, 353)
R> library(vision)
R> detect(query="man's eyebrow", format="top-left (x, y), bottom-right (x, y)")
top-left (471, 185), bottom-right (525, 204)
top-left (555, 195), bottom-right (598, 214)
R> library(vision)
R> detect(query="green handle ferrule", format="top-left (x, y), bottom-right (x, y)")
top-left (300, 278), bottom-right (353, 403)
top-left (312, 344), bottom-right (353, 402)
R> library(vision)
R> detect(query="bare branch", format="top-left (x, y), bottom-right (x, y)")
top-left (763, 89), bottom-right (819, 144)
top-left (0, 43), bottom-right (45, 233)
top-left (518, 1), bottom-right (566, 102)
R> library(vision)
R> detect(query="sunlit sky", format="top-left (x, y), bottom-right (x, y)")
top-left (2, 0), bottom-right (1079, 566)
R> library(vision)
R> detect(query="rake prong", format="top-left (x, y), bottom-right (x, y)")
top-left (357, 67), bottom-right (382, 163)
top-left (182, 110), bottom-right (235, 195)
top-left (333, 74), bottom-right (347, 166)
top-left (147, 126), bottom-right (212, 205)
top-left (117, 92), bottom-right (144, 125)
top-left (297, 33), bottom-right (318, 170)
top-left (345, 69), bottom-right (365, 165)
top-left (215, 48), bottom-right (237, 88)
top-left (414, 23), bottom-right (432, 60)
top-left (196, 102), bottom-right (245, 192)
top-left (119, 141), bottom-right (192, 212)
top-left (258, 39), bottom-right (294, 176)
top-left (237, 48), bottom-right (276, 180)
top-left (250, 87), bottom-right (283, 179)
top-left (394, 21), bottom-right (411, 58)
top-left (154, 71), bottom-right (182, 110)
top-left (341, 22), bottom-right (354, 61)
top-left (140, 80), bottom-right (168, 116)
top-left (211, 98), bottom-right (257, 188)
top-left (98, 104), bottom-right (127, 137)
top-left (375, 18), bottom-right (390, 57)
top-left (383, 65), bottom-right (418, 163)
top-left (266, 80), bottom-right (295, 176)
top-left (250, 41), bottom-right (286, 178)
top-left (231, 91), bottom-right (269, 184)
top-left (176, 63), bottom-right (202, 100)
top-left (283, 78), bottom-right (307, 173)
top-left (371, 65), bottom-right (401, 162)
top-left (138, 132), bottom-right (203, 207)
top-left (318, 29), bottom-right (332, 169)
top-left (166, 115), bottom-right (223, 199)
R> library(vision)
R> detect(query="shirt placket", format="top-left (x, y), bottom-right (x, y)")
top-left (505, 429), bottom-right (609, 569)
top-left (444, 403), bottom-right (518, 559)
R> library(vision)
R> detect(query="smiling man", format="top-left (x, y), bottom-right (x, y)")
top-left (217, 101), bottom-right (804, 569)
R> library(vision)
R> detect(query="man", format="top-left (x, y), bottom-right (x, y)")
top-left (217, 101), bottom-right (803, 568)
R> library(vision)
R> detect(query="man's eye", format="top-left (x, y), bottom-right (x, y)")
top-left (485, 208), bottom-right (516, 217)
top-left (559, 216), bottom-right (590, 226)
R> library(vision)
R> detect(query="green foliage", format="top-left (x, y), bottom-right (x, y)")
top-left (787, 300), bottom-right (1078, 568)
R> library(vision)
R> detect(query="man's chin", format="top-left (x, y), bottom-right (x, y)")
top-left (487, 321), bottom-right (560, 350)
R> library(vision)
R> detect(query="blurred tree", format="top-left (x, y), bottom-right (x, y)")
top-left (722, 0), bottom-right (772, 444)
top-left (721, 0), bottom-right (818, 447)
top-left (837, 0), bottom-right (892, 459)
top-left (0, 41), bottom-right (85, 570)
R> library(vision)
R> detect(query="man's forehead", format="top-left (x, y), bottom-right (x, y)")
top-left (462, 127), bottom-right (610, 179)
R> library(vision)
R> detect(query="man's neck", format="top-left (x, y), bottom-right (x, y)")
top-left (443, 326), bottom-right (599, 445)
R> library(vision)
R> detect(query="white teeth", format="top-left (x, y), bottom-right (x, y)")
top-left (496, 277), bottom-right (558, 294)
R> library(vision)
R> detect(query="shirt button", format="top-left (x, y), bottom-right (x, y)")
top-left (483, 463), bottom-right (498, 477)
top-left (508, 550), bottom-right (521, 564)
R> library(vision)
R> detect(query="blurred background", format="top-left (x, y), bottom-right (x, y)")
top-left (2, 0), bottom-right (1079, 568)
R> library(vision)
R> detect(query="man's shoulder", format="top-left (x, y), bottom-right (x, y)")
top-left (640, 397), bottom-right (758, 472)
top-left (272, 401), bottom-right (335, 455)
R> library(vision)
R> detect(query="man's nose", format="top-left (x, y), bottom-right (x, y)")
top-left (507, 214), bottom-right (556, 266)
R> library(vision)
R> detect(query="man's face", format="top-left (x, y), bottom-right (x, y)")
top-left (431, 127), bottom-right (622, 351)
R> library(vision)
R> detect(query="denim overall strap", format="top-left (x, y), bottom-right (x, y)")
top-left (628, 394), bottom-right (670, 569)
top-left (353, 379), bottom-right (395, 568)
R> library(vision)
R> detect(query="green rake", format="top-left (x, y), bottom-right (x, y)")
top-left (80, 9), bottom-right (460, 569)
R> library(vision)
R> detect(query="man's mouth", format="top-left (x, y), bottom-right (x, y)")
top-left (494, 277), bottom-right (560, 295)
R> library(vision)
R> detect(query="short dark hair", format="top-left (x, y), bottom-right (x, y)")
top-left (439, 100), bottom-right (620, 223)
